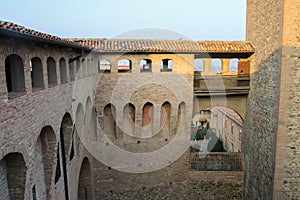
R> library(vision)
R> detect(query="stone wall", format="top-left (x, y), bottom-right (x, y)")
top-left (244, 0), bottom-right (300, 199)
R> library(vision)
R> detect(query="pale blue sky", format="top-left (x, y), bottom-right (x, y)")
top-left (0, 0), bottom-right (247, 40)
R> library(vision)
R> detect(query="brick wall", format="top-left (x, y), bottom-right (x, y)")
top-left (244, 0), bottom-right (300, 199)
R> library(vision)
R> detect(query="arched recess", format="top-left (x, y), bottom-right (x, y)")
top-left (160, 59), bottom-right (172, 72)
top-left (85, 97), bottom-right (93, 139)
top-left (77, 157), bottom-right (93, 200)
top-left (161, 101), bottom-right (171, 129)
top-left (81, 58), bottom-right (86, 77)
top-left (229, 58), bottom-right (239, 72)
top-left (60, 113), bottom-right (73, 160)
top-left (123, 103), bottom-right (135, 136)
top-left (140, 59), bottom-right (152, 72)
top-left (69, 59), bottom-right (75, 81)
top-left (47, 57), bottom-right (57, 86)
top-left (76, 103), bottom-right (85, 136)
top-left (90, 106), bottom-right (98, 141)
top-left (76, 59), bottom-right (81, 78)
top-left (177, 102), bottom-right (186, 131)
top-left (118, 59), bottom-right (132, 73)
top-left (142, 102), bottom-right (154, 136)
top-left (0, 152), bottom-right (27, 200)
top-left (36, 126), bottom-right (57, 200)
top-left (59, 58), bottom-right (67, 83)
top-left (104, 104), bottom-right (116, 140)
top-left (31, 57), bottom-right (44, 88)
top-left (210, 59), bottom-right (222, 72)
top-left (5, 54), bottom-right (26, 93)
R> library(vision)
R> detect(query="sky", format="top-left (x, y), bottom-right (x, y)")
top-left (0, 0), bottom-right (247, 40)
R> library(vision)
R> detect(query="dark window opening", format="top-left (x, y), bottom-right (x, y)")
top-left (140, 59), bottom-right (152, 72)
top-left (160, 59), bottom-right (172, 72)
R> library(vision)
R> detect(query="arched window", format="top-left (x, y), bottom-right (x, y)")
top-left (118, 59), bottom-right (132, 73)
top-left (31, 57), bottom-right (44, 89)
top-left (69, 59), bottom-right (75, 81)
top-left (160, 59), bottom-right (172, 72)
top-left (5, 54), bottom-right (26, 94)
top-left (194, 59), bottom-right (204, 73)
top-left (210, 59), bottom-right (222, 72)
top-left (229, 58), bottom-right (239, 72)
top-left (140, 59), bottom-right (152, 72)
top-left (47, 57), bottom-right (57, 86)
top-left (98, 60), bottom-right (111, 73)
top-left (59, 58), bottom-right (67, 83)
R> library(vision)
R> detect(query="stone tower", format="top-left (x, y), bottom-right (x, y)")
top-left (243, 0), bottom-right (300, 199)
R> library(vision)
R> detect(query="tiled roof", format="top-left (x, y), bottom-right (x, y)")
top-left (0, 20), bottom-right (90, 50)
top-left (71, 38), bottom-right (254, 53)
top-left (0, 20), bottom-right (254, 54)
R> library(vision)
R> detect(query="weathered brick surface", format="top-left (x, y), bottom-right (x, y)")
top-left (244, 0), bottom-right (300, 199)
top-left (0, 38), bottom-right (96, 199)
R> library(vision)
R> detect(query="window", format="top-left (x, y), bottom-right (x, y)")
top-left (160, 59), bottom-right (172, 72)
top-left (118, 59), bottom-right (132, 73)
top-left (229, 58), bottom-right (239, 72)
top-left (194, 59), bottom-right (204, 73)
top-left (47, 57), bottom-right (57, 86)
top-left (31, 57), bottom-right (44, 89)
top-left (98, 60), bottom-right (111, 73)
top-left (210, 59), bottom-right (222, 72)
top-left (140, 59), bottom-right (152, 72)
top-left (5, 54), bottom-right (26, 94)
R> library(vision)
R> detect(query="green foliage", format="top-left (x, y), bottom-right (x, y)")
top-left (195, 129), bottom-right (207, 140)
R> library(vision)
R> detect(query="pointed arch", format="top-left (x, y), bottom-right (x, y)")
top-left (36, 126), bottom-right (57, 200)
top-left (161, 101), bottom-right (171, 129)
top-left (142, 102), bottom-right (153, 127)
top-left (78, 157), bottom-right (93, 200)
top-left (76, 103), bottom-right (84, 135)
top-left (104, 104), bottom-right (116, 140)
top-left (123, 103), bottom-right (135, 136)
top-left (0, 152), bottom-right (27, 200)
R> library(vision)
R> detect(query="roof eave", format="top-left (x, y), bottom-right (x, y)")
top-left (0, 28), bottom-right (92, 52)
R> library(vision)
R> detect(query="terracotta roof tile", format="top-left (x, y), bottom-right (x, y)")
top-left (0, 20), bottom-right (89, 50)
top-left (71, 38), bottom-right (254, 53)
top-left (0, 20), bottom-right (254, 54)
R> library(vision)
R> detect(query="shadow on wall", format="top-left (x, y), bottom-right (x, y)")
top-left (242, 47), bottom-right (299, 199)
